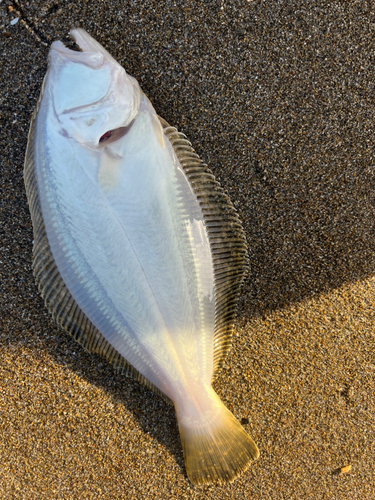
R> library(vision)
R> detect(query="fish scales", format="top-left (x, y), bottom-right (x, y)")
top-left (24, 29), bottom-right (259, 484)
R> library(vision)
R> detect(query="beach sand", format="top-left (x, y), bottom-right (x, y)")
top-left (1, 1), bottom-right (374, 498)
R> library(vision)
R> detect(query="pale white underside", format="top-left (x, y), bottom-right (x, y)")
top-left (34, 81), bottom-right (215, 405)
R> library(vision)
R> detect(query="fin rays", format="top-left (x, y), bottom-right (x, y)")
top-left (177, 389), bottom-right (259, 485)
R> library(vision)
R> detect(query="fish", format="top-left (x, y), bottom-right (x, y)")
top-left (24, 29), bottom-right (259, 485)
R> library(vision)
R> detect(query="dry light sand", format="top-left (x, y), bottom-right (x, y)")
top-left (1, 1), bottom-right (374, 498)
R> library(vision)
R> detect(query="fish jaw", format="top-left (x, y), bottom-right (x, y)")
top-left (47, 29), bottom-right (140, 149)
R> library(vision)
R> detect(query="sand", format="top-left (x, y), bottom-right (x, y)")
top-left (1, 1), bottom-right (374, 498)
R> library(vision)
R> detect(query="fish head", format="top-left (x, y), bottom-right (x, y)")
top-left (47, 29), bottom-right (140, 149)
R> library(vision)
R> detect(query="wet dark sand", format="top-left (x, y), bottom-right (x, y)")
top-left (1, 1), bottom-right (374, 498)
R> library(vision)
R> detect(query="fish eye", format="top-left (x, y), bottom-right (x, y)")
top-left (98, 127), bottom-right (124, 146)
top-left (99, 130), bottom-right (114, 143)
top-left (97, 120), bottom-right (135, 147)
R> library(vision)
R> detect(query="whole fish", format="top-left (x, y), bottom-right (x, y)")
top-left (24, 29), bottom-right (259, 484)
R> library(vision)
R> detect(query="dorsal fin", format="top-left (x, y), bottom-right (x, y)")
top-left (158, 117), bottom-right (249, 378)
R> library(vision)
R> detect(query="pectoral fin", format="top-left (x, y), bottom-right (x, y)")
top-left (98, 151), bottom-right (120, 193)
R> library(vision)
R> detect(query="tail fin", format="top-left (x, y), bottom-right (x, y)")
top-left (175, 388), bottom-right (259, 485)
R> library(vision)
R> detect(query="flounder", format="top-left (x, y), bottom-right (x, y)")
top-left (24, 29), bottom-right (259, 484)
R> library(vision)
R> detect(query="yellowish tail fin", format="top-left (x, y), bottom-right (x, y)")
top-left (175, 388), bottom-right (259, 485)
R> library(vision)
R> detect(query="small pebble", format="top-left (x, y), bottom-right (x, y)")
top-left (340, 465), bottom-right (352, 474)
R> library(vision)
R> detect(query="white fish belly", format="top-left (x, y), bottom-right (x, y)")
top-left (34, 91), bottom-right (215, 401)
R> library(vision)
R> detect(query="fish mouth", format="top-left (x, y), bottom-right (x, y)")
top-left (49, 29), bottom-right (121, 70)
top-left (69, 29), bottom-right (120, 67)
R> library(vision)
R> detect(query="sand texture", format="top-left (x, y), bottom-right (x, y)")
top-left (1, 1), bottom-right (374, 498)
